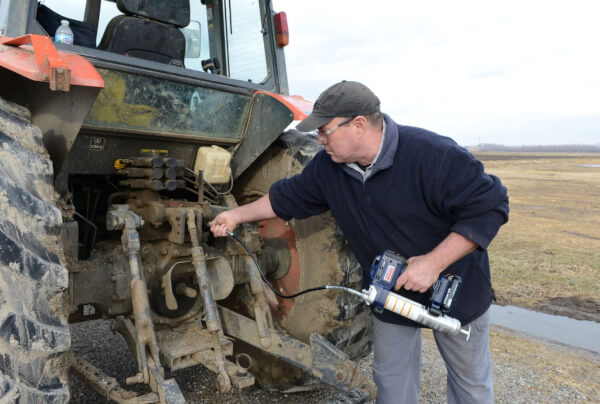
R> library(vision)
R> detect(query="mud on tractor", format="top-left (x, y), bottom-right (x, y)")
top-left (0, 1), bottom-right (375, 402)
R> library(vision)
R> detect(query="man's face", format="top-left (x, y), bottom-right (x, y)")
top-left (316, 117), bottom-right (359, 164)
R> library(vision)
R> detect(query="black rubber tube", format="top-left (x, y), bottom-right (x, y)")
top-left (227, 230), bottom-right (328, 299)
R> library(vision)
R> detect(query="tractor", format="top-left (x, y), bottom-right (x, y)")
top-left (0, 0), bottom-right (374, 402)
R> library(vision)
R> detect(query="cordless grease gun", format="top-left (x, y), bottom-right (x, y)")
top-left (327, 250), bottom-right (470, 339)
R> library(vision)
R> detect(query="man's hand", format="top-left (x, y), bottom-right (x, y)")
top-left (209, 210), bottom-right (239, 237)
top-left (209, 194), bottom-right (278, 238)
top-left (393, 254), bottom-right (443, 293)
top-left (393, 232), bottom-right (478, 294)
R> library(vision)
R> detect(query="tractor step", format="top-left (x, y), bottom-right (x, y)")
top-left (156, 322), bottom-right (232, 371)
top-left (156, 322), bottom-right (255, 389)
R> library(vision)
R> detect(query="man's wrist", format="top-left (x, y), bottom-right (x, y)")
top-left (427, 232), bottom-right (478, 273)
top-left (425, 251), bottom-right (449, 275)
top-left (229, 208), bottom-right (243, 228)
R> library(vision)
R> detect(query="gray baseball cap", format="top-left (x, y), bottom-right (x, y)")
top-left (296, 80), bottom-right (380, 132)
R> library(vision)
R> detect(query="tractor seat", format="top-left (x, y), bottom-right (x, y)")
top-left (98, 0), bottom-right (190, 66)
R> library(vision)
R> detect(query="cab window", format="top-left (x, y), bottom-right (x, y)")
top-left (223, 0), bottom-right (268, 83)
top-left (38, 0), bottom-right (269, 83)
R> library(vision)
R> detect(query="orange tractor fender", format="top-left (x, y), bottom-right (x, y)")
top-left (0, 34), bottom-right (104, 91)
top-left (254, 90), bottom-right (313, 121)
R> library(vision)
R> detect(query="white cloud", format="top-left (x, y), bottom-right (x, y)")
top-left (274, 0), bottom-right (600, 145)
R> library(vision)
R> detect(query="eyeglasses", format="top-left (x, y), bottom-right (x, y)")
top-left (317, 117), bottom-right (354, 136)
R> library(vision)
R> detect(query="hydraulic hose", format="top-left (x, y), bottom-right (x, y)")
top-left (226, 230), bottom-right (329, 299)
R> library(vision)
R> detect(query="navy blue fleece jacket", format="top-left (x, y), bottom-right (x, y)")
top-left (269, 115), bottom-right (509, 326)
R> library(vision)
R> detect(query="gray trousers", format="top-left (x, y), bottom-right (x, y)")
top-left (372, 309), bottom-right (493, 404)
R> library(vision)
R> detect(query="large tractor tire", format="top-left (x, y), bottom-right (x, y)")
top-left (0, 97), bottom-right (70, 402)
top-left (232, 130), bottom-right (372, 391)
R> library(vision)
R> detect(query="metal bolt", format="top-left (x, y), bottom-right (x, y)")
top-left (336, 372), bottom-right (344, 381)
top-left (235, 353), bottom-right (252, 377)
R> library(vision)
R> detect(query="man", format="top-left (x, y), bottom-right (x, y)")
top-left (210, 81), bottom-right (509, 403)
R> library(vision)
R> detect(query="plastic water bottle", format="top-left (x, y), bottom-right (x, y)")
top-left (54, 20), bottom-right (74, 45)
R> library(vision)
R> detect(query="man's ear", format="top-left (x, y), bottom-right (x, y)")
top-left (353, 115), bottom-right (368, 132)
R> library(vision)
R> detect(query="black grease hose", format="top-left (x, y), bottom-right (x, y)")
top-left (226, 230), bottom-right (330, 299)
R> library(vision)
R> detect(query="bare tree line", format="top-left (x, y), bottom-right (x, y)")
top-left (472, 144), bottom-right (600, 153)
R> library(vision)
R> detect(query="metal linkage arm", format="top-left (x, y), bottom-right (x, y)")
top-left (243, 255), bottom-right (273, 349)
top-left (218, 305), bottom-right (377, 400)
top-left (107, 206), bottom-right (185, 403)
top-left (71, 354), bottom-right (159, 404)
top-left (185, 209), bottom-right (231, 393)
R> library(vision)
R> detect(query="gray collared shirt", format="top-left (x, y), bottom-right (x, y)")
top-left (343, 118), bottom-right (396, 182)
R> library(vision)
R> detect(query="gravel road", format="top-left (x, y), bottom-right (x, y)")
top-left (69, 320), bottom-right (600, 403)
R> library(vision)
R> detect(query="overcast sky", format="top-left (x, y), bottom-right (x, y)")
top-left (273, 0), bottom-right (600, 146)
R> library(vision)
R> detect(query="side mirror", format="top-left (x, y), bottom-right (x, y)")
top-left (181, 20), bottom-right (201, 59)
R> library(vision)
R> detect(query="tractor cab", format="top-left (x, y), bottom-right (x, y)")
top-left (0, 0), bottom-right (299, 204)
top-left (1, 0), bottom-right (288, 91)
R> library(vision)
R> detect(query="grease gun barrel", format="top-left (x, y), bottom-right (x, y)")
top-left (326, 285), bottom-right (471, 340)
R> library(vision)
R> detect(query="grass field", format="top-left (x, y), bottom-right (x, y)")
top-left (475, 152), bottom-right (600, 321)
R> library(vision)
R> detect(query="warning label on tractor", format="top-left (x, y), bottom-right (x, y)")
top-left (89, 137), bottom-right (105, 151)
